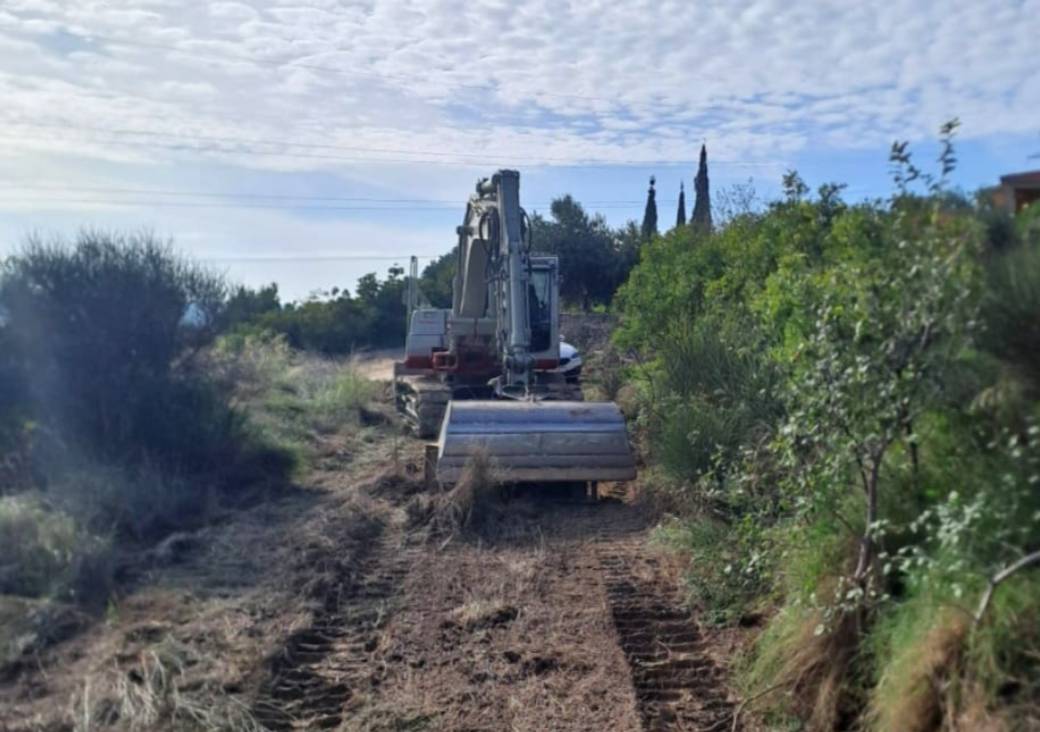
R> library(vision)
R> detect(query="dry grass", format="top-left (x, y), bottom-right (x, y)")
top-left (426, 449), bottom-right (505, 538)
top-left (746, 604), bottom-right (863, 731)
top-left (448, 599), bottom-right (519, 630)
top-left (0, 494), bottom-right (113, 604)
top-left (72, 635), bottom-right (264, 732)
top-left (869, 608), bottom-right (969, 732)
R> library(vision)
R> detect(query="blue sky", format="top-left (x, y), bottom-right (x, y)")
top-left (1, 0), bottom-right (1037, 300)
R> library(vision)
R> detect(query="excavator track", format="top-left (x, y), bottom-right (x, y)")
top-left (252, 527), bottom-right (420, 730)
top-left (394, 375), bottom-right (452, 439)
top-left (595, 530), bottom-right (735, 730)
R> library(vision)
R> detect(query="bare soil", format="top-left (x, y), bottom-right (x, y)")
top-left (0, 419), bottom-right (741, 731)
top-left (352, 349), bottom-right (403, 382)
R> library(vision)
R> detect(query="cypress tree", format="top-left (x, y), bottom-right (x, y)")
top-left (691, 144), bottom-right (712, 232)
top-left (675, 181), bottom-right (686, 228)
top-left (641, 175), bottom-right (658, 241)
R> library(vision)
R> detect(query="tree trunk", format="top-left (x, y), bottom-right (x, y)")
top-left (855, 457), bottom-right (880, 582)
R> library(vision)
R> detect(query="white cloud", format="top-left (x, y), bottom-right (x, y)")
top-left (0, 0), bottom-right (1033, 172)
top-left (0, 0), bottom-right (1035, 296)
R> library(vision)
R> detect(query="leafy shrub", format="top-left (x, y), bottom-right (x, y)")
top-left (0, 231), bottom-right (226, 461)
top-left (618, 126), bottom-right (1040, 728)
top-left (642, 315), bottom-right (782, 486)
top-left (0, 232), bottom-right (296, 548)
top-left (0, 494), bottom-right (112, 603)
top-left (980, 236), bottom-right (1040, 388)
top-left (234, 271), bottom-right (408, 354)
top-left (657, 514), bottom-right (773, 625)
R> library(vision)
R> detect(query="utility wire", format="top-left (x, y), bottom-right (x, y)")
top-left (0, 181), bottom-right (657, 204)
top-left (0, 197), bottom-right (465, 211)
top-left (0, 124), bottom-right (778, 169)
top-left (201, 254), bottom-right (439, 262)
top-left (5, 120), bottom-right (609, 164)
top-left (0, 196), bottom-right (665, 211)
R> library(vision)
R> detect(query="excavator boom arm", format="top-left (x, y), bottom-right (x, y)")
top-left (433, 169), bottom-right (637, 485)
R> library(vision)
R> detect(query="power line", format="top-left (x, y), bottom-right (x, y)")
top-left (2, 183), bottom-right (461, 202)
top-left (0, 197), bottom-right (462, 211)
top-left (0, 196), bottom-right (667, 212)
top-left (0, 123), bottom-right (779, 170)
top-left (0, 183), bottom-right (672, 208)
top-left (5, 120), bottom-right (605, 165)
top-left (201, 254), bottom-right (439, 262)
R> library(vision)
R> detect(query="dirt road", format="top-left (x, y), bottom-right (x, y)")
top-left (249, 474), bottom-right (736, 731)
top-left (0, 419), bottom-right (738, 731)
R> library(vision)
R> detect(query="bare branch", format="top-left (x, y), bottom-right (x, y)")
top-left (974, 550), bottom-right (1040, 627)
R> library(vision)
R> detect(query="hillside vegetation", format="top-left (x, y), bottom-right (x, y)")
top-left (617, 127), bottom-right (1040, 729)
top-left (2, 127), bottom-right (1038, 731)
top-left (0, 233), bottom-right (375, 620)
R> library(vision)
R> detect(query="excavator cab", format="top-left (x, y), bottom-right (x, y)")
top-left (527, 263), bottom-right (553, 353)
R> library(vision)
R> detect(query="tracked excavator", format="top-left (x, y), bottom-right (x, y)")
top-left (393, 170), bottom-right (636, 486)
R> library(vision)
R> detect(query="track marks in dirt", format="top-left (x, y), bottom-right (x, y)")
top-left (598, 533), bottom-right (735, 731)
top-left (252, 525), bottom-right (418, 730)
top-left (252, 492), bottom-right (736, 732)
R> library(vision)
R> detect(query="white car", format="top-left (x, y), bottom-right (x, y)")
top-left (554, 340), bottom-right (583, 383)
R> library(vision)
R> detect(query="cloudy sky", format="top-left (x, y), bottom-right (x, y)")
top-left (1, 0), bottom-right (1037, 300)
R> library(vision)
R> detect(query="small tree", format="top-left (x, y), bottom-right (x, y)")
top-left (776, 122), bottom-right (978, 601)
top-left (691, 144), bottom-right (713, 232)
top-left (0, 231), bottom-right (227, 460)
top-left (641, 176), bottom-right (658, 241)
top-left (675, 181), bottom-right (687, 228)
top-left (531, 196), bottom-right (616, 311)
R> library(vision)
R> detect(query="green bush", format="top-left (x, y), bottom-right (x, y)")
top-left (0, 231), bottom-right (226, 461)
top-left (658, 514), bottom-right (774, 625)
top-left (981, 236), bottom-right (1040, 388)
top-left (618, 127), bottom-right (1040, 728)
top-left (640, 315), bottom-right (782, 487)
top-left (0, 494), bottom-right (112, 603)
top-left (0, 232), bottom-right (296, 546)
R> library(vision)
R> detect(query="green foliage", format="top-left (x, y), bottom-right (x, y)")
top-left (0, 232), bottom-right (299, 608)
top-left (531, 196), bottom-right (638, 311)
top-left (225, 269), bottom-right (407, 354)
top-left (418, 249), bottom-right (455, 308)
top-left (619, 126), bottom-right (1040, 728)
top-left (0, 494), bottom-right (112, 603)
top-left (658, 514), bottom-right (774, 625)
top-left (980, 232), bottom-right (1040, 388)
top-left (219, 282), bottom-right (281, 331)
top-left (0, 231), bottom-right (227, 461)
top-left (209, 333), bottom-right (377, 462)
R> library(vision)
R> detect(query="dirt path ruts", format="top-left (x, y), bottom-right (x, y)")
top-left (597, 532), bottom-right (734, 730)
top-left (251, 487), bottom-right (737, 732)
top-left (0, 449), bottom-right (738, 731)
top-left (252, 524), bottom-right (419, 730)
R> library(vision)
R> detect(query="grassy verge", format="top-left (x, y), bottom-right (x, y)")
top-left (0, 332), bottom-right (379, 675)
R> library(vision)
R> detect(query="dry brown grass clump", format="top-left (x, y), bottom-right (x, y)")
top-left (447, 599), bottom-right (519, 631)
top-left (747, 603), bottom-right (865, 732)
top-left (72, 635), bottom-right (264, 732)
top-left (410, 450), bottom-right (505, 538)
top-left (869, 608), bottom-right (969, 732)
